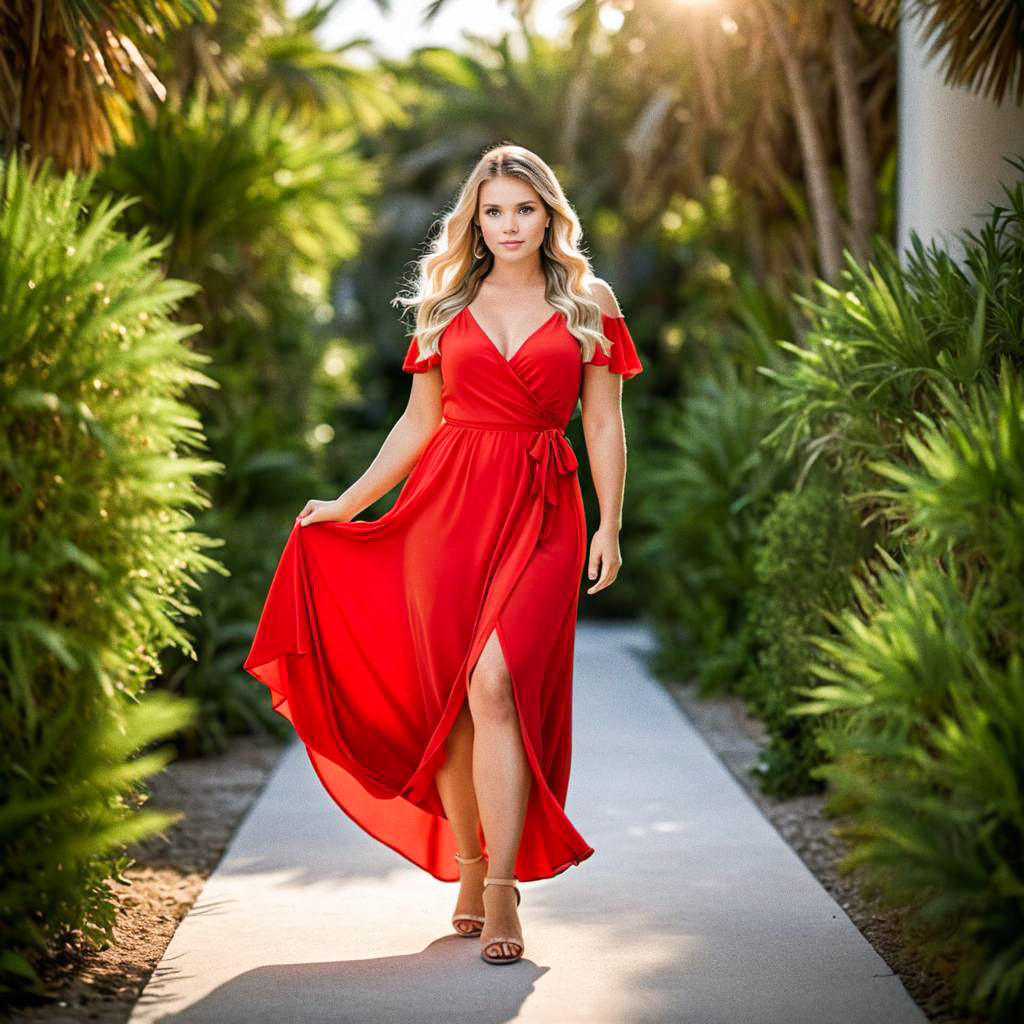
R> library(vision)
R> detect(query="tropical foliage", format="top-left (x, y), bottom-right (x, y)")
top-left (5, 0), bottom-right (1023, 1018)
top-left (795, 366), bottom-right (1024, 1020)
top-left (636, 365), bottom-right (793, 691)
top-left (767, 171), bottom-right (1023, 1020)
top-left (0, 153), bottom-right (219, 993)
top-left (91, 90), bottom-right (376, 751)
top-left (0, 0), bottom-right (214, 173)
top-left (761, 161), bottom-right (1024, 532)
top-left (859, 0), bottom-right (1024, 104)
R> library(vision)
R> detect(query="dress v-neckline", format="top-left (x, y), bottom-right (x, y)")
top-left (464, 306), bottom-right (561, 364)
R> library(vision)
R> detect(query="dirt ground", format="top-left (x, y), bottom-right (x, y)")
top-left (8, 734), bottom-right (283, 1024)
top-left (665, 679), bottom-right (986, 1024)
top-left (8, 681), bottom-right (987, 1024)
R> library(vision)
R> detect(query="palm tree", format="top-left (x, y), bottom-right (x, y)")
top-left (0, 0), bottom-right (397, 175)
top-left (422, 0), bottom-right (894, 282)
top-left (858, 0), bottom-right (1024, 105)
top-left (755, 0), bottom-right (846, 279)
top-left (151, 0), bottom-right (403, 132)
top-left (0, 0), bottom-right (213, 174)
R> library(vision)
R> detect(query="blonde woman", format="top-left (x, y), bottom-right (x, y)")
top-left (245, 142), bottom-right (644, 966)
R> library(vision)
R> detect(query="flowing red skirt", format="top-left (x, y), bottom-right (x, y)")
top-left (243, 418), bottom-right (595, 882)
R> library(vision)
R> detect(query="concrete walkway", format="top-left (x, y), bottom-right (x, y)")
top-left (130, 622), bottom-right (927, 1024)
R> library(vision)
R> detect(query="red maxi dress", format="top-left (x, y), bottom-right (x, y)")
top-left (243, 306), bottom-right (644, 882)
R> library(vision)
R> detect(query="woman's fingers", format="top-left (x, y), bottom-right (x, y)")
top-left (585, 541), bottom-right (621, 593)
top-left (296, 500), bottom-right (317, 525)
top-left (296, 499), bottom-right (350, 527)
top-left (297, 499), bottom-right (343, 526)
top-left (586, 549), bottom-right (608, 593)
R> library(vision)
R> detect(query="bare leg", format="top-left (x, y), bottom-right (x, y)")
top-left (435, 701), bottom-right (486, 932)
top-left (467, 626), bottom-right (530, 959)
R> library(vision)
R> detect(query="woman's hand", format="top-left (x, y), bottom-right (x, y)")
top-left (295, 496), bottom-right (357, 527)
top-left (585, 525), bottom-right (622, 594)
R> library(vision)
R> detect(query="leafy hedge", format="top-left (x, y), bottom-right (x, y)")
top-left (635, 364), bottom-right (793, 694)
top-left (795, 363), bottom-right (1024, 1022)
top-left (643, 161), bottom-right (1024, 1020)
top-left (92, 94), bottom-right (375, 754)
top-left (0, 155), bottom-right (221, 997)
top-left (739, 479), bottom-right (865, 796)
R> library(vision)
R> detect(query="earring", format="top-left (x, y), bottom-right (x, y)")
top-left (474, 240), bottom-right (486, 259)
top-left (472, 224), bottom-right (486, 260)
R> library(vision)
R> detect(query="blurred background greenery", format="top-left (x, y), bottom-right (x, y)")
top-left (2, 0), bottom-right (1023, 1019)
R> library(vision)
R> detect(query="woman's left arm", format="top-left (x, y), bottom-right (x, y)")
top-left (580, 279), bottom-right (630, 595)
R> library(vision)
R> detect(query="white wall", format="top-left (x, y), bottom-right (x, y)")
top-left (898, 8), bottom-right (1024, 260)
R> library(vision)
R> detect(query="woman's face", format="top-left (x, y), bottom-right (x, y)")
top-left (475, 177), bottom-right (550, 266)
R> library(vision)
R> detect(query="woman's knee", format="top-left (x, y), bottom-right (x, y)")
top-left (467, 665), bottom-right (516, 724)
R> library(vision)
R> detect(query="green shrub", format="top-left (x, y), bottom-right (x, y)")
top-left (867, 360), bottom-right (1024, 661)
top-left (793, 365), bottom-right (1024, 1022)
top-left (0, 155), bottom-right (221, 996)
top-left (93, 94), bottom-right (376, 752)
top-left (740, 478), bottom-right (866, 796)
top-left (759, 164), bottom-right (1024, 536)
top-left (636, 364), bottom-right (793, 693)
top-left (797, 557), bottom-right (1024, 1023)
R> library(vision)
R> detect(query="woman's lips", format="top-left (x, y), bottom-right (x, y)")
top-left (501, 241), bottom-right (523, 247)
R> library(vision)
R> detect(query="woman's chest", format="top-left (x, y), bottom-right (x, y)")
top-left (439, 315), bottom-right (584, 421)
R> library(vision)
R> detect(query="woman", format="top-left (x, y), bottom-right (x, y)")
top-left (244, 143), bottom-right (643, 966)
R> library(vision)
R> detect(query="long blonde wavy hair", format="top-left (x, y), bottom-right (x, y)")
top-left (392, 143), bottom-right (612, 363)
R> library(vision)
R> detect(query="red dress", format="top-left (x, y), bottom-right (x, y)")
top-left (243, 306), bottom-right (644, 882)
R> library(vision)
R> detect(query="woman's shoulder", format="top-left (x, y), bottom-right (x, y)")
top-left (586, 277), bottom-right (624, 320)
top-left (581, 278), bottom-right (643, 379)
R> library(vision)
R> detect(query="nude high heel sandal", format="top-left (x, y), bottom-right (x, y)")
top-left (480, 876), bottom-right (523, 965)
top-left (451, 851), bottom-right (487, 936)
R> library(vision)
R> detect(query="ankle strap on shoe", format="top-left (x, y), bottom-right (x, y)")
top-left (454, 851), bottom-right (485, 864)
top-left (483, 876), bottom-right (518, 886)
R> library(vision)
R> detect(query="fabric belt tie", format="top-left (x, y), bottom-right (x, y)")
top-left (442, 416), bottom-right (579, 541)
top-left (526, 427), bottom-right (579, 504)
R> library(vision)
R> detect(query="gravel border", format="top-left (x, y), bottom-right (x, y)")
top-left (9, 734), bottom-right (284, 1024)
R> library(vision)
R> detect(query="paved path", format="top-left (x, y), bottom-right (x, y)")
top-left (130, 622), bottom-right (927, 1024)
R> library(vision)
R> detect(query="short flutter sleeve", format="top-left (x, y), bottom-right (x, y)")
top-left (585, 314), bottom-right (644, 379)
top-left (401, 335), bottom-right (441, 373)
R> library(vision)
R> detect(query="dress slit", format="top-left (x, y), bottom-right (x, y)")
top-left (435, 622), bottom-right (525, 858)
top-left (400, 540), bottom-right (593, 883)
top-left (400, 496), bottom-right (543, 803)
top-left (437, 610), bottom-right (573, 880)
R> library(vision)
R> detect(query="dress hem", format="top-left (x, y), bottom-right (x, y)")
top-left (244, 652), bottom-right (595, 884)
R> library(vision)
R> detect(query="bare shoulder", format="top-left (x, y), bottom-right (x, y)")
top-left (586, 277), bottom-right (623, 318)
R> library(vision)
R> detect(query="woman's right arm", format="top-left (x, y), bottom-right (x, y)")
top-left (296, 368), bottom-right (443, 526)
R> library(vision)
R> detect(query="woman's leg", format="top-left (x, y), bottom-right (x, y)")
top-left (435, 697), bottom-right (487, 932)
top-left (466, 626), bottom-right (530, 957)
